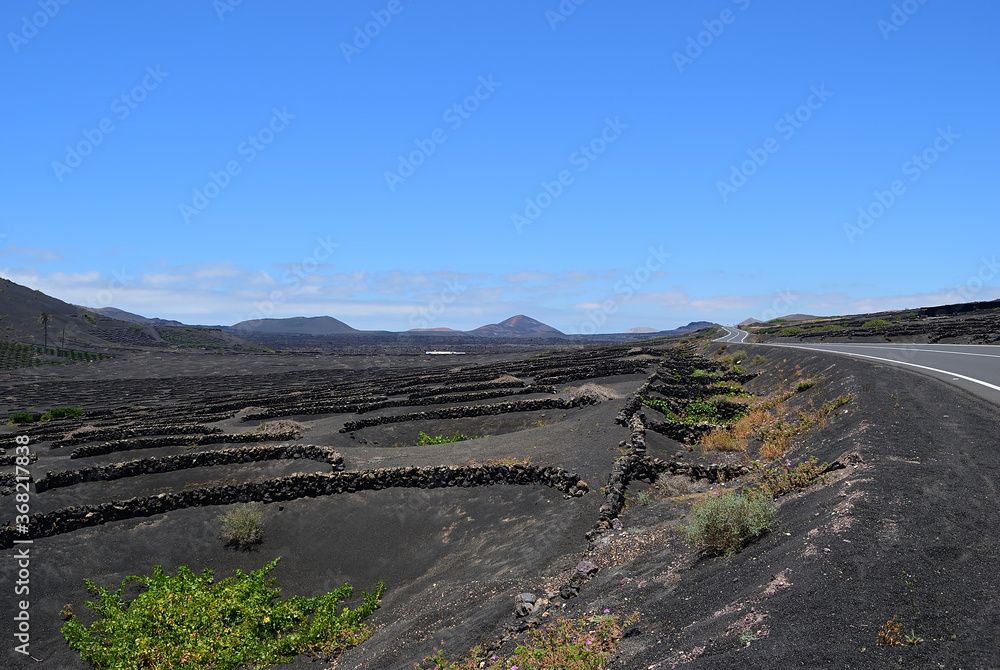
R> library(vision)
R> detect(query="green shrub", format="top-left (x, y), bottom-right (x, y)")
top-left (814, 324), bottom-right (843, 332)
top-left (219, 504), bottom-right (264, 549)
top-left (750, 354), bottom-right (767, 367)
top-left (774, 327), bottom-right (806, 336)
top-left (82, 313), bottom-right (97, 325)
top-left (61, 558), bottom-right (384, 669)
top-left (683, 399), bottom-right (722, 423)
top-left (862, 319), bottom-right (891, 328)
top-left (795, 381), bottom-right (815, 392)
top-left (41, 406), bottom-right (84, 421)
top-left (684, 491), bottom-right (776, 556)
top-left (7, 411), bottom-right (36, 425)
top-left (416, 430), bottom-right (468, 445)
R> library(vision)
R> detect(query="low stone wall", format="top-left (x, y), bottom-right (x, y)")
top-left (70, 430), bottom-right (301, 459)
top-left (53, 424), bottom-right (222, 448)
top-left (645, 419), bottom-right (718, 444)
top-left (36, 444), bottom-right (343, 492)
top-left (533, 359), bottom-right (651, 385)
top-left (0, 463), bottom-right (587, 549)
top-left (340, 396), bottom-right (598, 433)
top-left (406, 378), bottom-right (526, 399)
top-left (0, 453), bottom-right (37, 467)
top-left (593, 380), bottom-right (750, 539)
top-left (242, 386), bottom-right (557, 422)
top-left (645, 383), bottom-right (708, 400)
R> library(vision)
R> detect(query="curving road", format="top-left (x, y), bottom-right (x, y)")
top-left (714, 326), bottom-right (1000, 406)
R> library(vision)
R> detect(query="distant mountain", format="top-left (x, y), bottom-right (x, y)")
top-left (0, 276), bottom-right (251, 351)
top-left (407, 327), bottom-right (464, 333)
top-left (469, 315), bottom-right (565, 338)
top-left (778, 314), bottom-right (819, 322)
top-left (92, 307), bottom-right (185, 327)
top-left (738, 318), bottom-right (763, 327)
top-left (626, 327), bottom-right (658, 334)
top-left (659, 321), bottom-right (716, 335)
top-left (228, 316), bottom-right (359, 335)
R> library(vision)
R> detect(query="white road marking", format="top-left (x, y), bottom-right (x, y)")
top-left (799, 344), bottom-right (1000, 359)
top-left (712, 327), bottom-right (999, 394)
top-left (763, 344), bottom-right (1000, 393)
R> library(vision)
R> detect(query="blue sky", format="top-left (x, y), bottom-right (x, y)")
top-left (1, 0), bottom-right (997, 332)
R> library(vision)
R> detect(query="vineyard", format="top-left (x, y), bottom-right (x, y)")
top-left (0, 341), bottom-right (114, 371)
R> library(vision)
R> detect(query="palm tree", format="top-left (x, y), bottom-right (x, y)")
top-left (38, 312), bottom-right (50, 348)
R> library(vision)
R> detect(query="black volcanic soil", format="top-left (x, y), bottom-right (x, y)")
top-left (1, 336), bottom-right (999, 669)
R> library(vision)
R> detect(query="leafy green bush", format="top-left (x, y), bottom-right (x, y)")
top-left (416, 430), bottom-right (469, 445)
top-left (41, 406), bottom-right (84, 421)
top-left (862, 319), bottom-right (891, 328)
top-left (684, 491), bottom-right (776, 556)
top-left (774, 327), bottom-right (806, 336)
top-left (7, 411), bottom-right (36, 425)
top-left (219, 504), bottom-right (264, 549)
top-left (795, 381), bottom-right (815, 392)
top-left (62, 558), bottom-right (384, 669)
top-left (814, 324), bottom-right (844, 332)
top-left (750, 354), bottom-right (767, 367)
top-left (683, 399), bottom-right (722, 423)
top-left (82, 313), bottom-right (97, 325)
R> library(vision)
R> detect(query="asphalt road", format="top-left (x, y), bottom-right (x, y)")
top-left (715, 326), bottom-right (1000, 406)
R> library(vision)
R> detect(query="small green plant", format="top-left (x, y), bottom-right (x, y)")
top-left (7, 411), bottom-right (36, 425)
top-left (41, 406), bottom-right (84, 421)
top-left (416, 430), bottom-right (470, 445)
top-left (825, 394), bottom-right (852, 411)
top-left (795, 381), bottom-right (815, 393)
top-left (877, 616), bottom-right (921, 646)
top-left (635, 490), bottom-right (652, 506)
top-left (62, 558), bottom-right (384, 669)
top-left (750, 354), bottom-right (767, 366)
top-left (683, 491), bottom-right (776, 556)
top-left (863, 319), bottom-right (891, 328)
top-left (219, 504), bottom-right (264, 550)
top-left (60, 604), bottom-right (74, 620)
top-left (82, 313), bottom-right (97, 325)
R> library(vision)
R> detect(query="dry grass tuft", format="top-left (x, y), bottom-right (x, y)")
top-left (568, 383), bottom-right (621, 402)
top-left (255, 420), bottom-right (304, 438)
top-left (759, 436), bottom-right (791, 459)
top-left (63, 424), bottom-right (99, 440)
top-left (700, 428), bottom-right (747, 452)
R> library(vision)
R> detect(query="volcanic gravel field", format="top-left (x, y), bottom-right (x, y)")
top-left (1, 334), bottom-right (999, 668)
